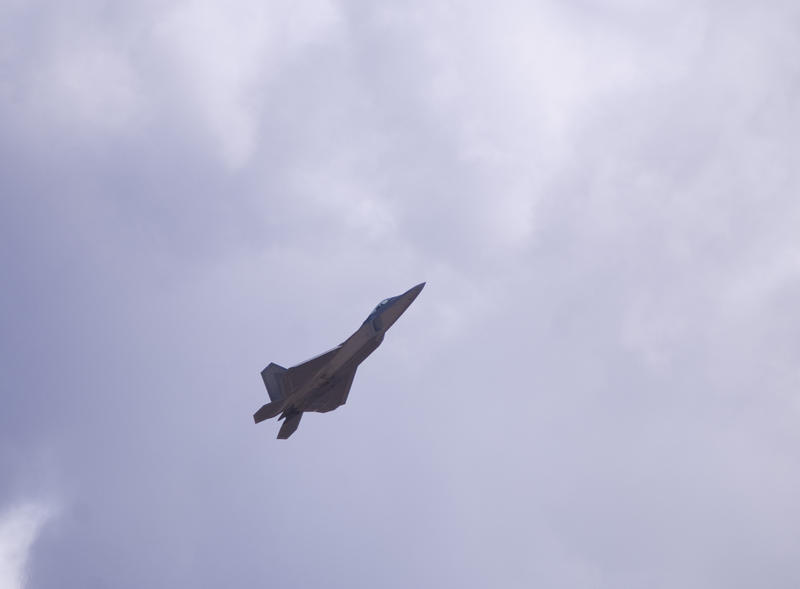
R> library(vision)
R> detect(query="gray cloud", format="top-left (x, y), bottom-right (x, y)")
top-left (2, 0), bottom-right (800, 587)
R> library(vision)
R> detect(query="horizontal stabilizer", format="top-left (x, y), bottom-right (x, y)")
top-left (253, 402), bottom-right (282, 424)
top-left (277, 412), bottom-right (302, 439)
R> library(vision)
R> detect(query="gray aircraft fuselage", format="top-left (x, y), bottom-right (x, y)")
top-left (254, 282), bottom-right (425, 439)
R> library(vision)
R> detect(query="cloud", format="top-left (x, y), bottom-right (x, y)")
top-left (3, 1), bottom-right (800, 588)
top-left (152, 0), bottom-right (342, 168)
top-left (0, 503), bottom-right (53, 589)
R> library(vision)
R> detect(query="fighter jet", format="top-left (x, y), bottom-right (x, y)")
top-left (254, 282), bottom-right (425, 439)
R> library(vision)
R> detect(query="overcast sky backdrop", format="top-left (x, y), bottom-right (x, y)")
top-left (2, 1), bottom-right (800, 587)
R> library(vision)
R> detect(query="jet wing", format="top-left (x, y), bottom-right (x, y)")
top-left (301, 365), bottom-right (358, 413)
top-left (326, 365), bottom-right (358, 407)
top-left (286, 346), bottom-right (342, 390)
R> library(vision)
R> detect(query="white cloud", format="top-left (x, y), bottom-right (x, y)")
top-left (0, 502), bottom-right (53, 589)
top-left (153, 0), bottom-right (342, 168)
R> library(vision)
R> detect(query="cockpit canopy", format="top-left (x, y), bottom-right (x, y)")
top-left (365, 297), bottom-right (394, 325)
top-left (372, 299), bottom-right (391, 314)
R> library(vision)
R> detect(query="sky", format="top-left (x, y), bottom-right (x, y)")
top-left (2, 0), bottom-right (800, 587)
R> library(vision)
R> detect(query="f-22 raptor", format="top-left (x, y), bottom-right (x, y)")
top-left (254, 282), bottom-right (425, 439)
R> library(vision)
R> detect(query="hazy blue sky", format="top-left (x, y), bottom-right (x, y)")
top-left (2, 1), bottom-right (800, 587)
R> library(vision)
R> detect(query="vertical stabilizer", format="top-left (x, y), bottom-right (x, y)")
top-left (261, 363), bottom-right (288, 402)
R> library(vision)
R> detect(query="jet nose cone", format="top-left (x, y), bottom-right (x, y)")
top-left (406, 282), bottom-right (425, 300)
top-left (379, 282), bottom-right (426, 331)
